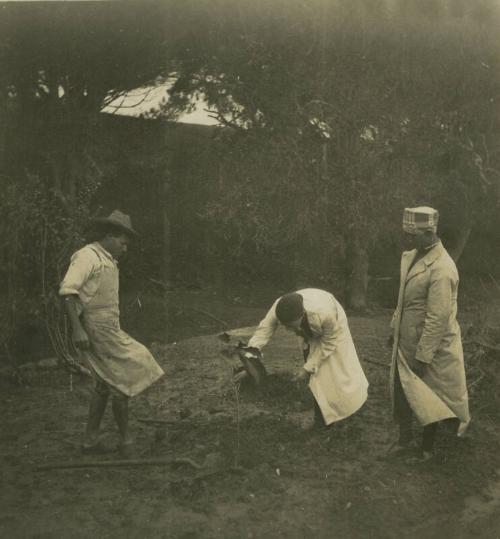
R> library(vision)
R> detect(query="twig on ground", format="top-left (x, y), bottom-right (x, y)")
top-left (478, 276), bottom-right (490, 296)
top-left (170, 464), bottom-right (246, 485)
top-left (468, 371), bottom-right (485, 390)
top-left (35, 456), bottom-right (203, 472)
top-left (364, 358), bottom-right (391, 368)
top-left (468, 337), bottom-right (500, 352)
top-left (137, 417), bottom-right (178, 424)
top-left (137, 415), bottom-right (232, 427)
top-left (147, 277), bottom-right (175, 291)
top-left (147, 277), bottom-right (229, 328)
top-left (233, 380), bottom-right (241, 468)
top-left (3, 342), bottom-right (27, 385)
top-left (218, 344), bottom-right (242, 467)
top-left (137, 417), bottom-right (188, 427)
top-left (487, 273), bottom-right (500, 293)
top-left (185, 306), bottom-right (229, 329)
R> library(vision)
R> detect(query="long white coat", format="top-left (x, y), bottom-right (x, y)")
top-left (248, 288), bottom-right (368, 425)
top-left (390, 242), bottom-right (470, 429)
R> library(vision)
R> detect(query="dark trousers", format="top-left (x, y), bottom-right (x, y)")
top-left (303, 344), bottom-right (326, 427)
top-left (394, 364), bottom-right (437, 452)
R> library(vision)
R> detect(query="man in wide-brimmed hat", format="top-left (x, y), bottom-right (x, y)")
top-left (388, 206), bottom-right (470, 461)
top-left (60, 210), bottom-right (164, 454)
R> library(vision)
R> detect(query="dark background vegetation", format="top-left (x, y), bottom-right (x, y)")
top-left (0, 0), bottom-right (499, 364)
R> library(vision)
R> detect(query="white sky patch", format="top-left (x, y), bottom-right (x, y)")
top-left (360, 125), bottom-right (379, 142)
top-left (309, 118), bottom-right (332, 139)
top-left (101, 82), bottom-right (220, 126)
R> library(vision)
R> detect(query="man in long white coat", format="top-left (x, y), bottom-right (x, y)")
top-left (389, 207), bottom-right (470, 460)
top-left (246, 288), bottom-right (368, 429)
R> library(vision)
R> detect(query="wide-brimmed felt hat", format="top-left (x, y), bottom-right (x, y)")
top-left (91, 209), bottom-right (138, 237)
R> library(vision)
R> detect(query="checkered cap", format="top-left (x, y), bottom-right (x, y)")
top-left (402, 206), bottom-right (439, 234)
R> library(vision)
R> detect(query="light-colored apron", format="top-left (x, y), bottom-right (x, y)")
top-left (81, 247), bottom-right (164, 397)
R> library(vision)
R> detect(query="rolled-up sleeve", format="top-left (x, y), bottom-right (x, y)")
top-left (59, 248), bottom-right (98, 297)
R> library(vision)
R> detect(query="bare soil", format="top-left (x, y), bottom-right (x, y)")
top-left (1, 287), bottom-right (500, 539)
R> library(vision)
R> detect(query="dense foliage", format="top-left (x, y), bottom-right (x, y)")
top-left (160, 0), bottom-right (500, 306)
top-left (0, 0), bottom-right (499, 362)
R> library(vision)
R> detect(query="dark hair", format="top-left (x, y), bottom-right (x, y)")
top-left (275, 293), bottom-right (304, 324)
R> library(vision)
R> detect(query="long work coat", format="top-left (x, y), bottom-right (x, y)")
top-left (248, 288), bottom-right (368, 425)
top-left (60, 243), bottom-right (164, 397)
top-left (390, 242), bottom-right (470, 430)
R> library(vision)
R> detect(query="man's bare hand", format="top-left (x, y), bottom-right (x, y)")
top-left (241, 346), bottom-right (262, 360)
top-left (294, 367), bottom-right (310, 383)
top-left (73, 328), bottom-right (90, 351)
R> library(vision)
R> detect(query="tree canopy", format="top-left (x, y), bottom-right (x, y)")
top-left (153, 0), bottom-right (500, 306)
top-left (1, 0), bottom-right (499, 326)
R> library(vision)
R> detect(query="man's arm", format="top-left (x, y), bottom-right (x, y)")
top-left (247, 299), bottom-right (280, 352)
top-left (415, 269), bottom-right (453, 364)
top-left (59, 248), bottom-right (98, 351)
top-left (63, 295), bottom-right (90, 350)
top-left (303, 316), bottom-right (336, 374)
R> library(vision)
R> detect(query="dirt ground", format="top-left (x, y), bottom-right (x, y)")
top-left (1, 287), bottom-right (500, 539)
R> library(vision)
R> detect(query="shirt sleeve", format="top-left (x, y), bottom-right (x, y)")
top-left (415, 268), bottom-right (453, 364)
top-left (247, 299), bottom-right (280, 351)
top-left (304, 313), bottom-right (337, 373)
top-left (59, 248), bottom-right (99, 296)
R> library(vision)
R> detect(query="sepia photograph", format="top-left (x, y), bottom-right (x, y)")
top-left (0, 1), bottom-right (499, 537)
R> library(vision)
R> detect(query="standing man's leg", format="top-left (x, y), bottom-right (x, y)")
top-left (394, 364), bottom-right (413, 447)
top-left (83, 381), bottom-right (109, 449)
top-left (421, 422), bottom-right (438, 457)
top-left (394, 365), bottom-right (438, 460)
top-left (313, 399), bottom-right (325, 428)
top-left (112, 393), bottom-right (132, 449)
top-left (303, 344), bottom-right (325, 428)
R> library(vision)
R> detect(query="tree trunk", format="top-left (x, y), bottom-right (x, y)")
top-left (0, 104), bottom-right (7, 172)
top-left (160, 171), bottom-right (171, 342)
top-left (321, 142), bottom-right (328, 180)
top-left (347, 234), bottom-right (370, 311)
top-left (446, 219), bottom-right (472, 263)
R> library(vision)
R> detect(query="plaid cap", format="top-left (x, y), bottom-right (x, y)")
top-left (402, 206), bottom-right (439, 234)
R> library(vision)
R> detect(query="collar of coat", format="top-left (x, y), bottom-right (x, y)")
top-left (89, 242), bottom-right (118, 267)
top-left (403, 240), bottom-right (444, 282)
top-left (301, 308), bottom-right (338, 339)
top-left (305, 312), bottom-right (323, 338)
